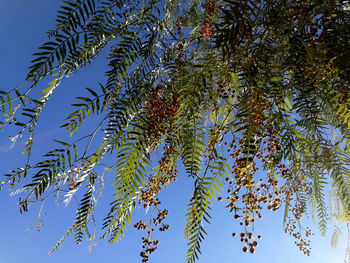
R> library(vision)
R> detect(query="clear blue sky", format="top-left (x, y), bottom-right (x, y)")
top-left (0, 1), bottom-right (347, 262)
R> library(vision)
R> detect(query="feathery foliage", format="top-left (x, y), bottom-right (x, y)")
top-left (2, 0), bottom-right (350, 262)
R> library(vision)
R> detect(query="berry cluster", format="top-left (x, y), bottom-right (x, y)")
top-left (134, 143), bottom-right (178, 262)
top-left (134, 206), bottom-right (170, 262)
top-left (159, 144), bottom-right (178, 180)
top-left (145, 86), bottom-right (180, 151)
top-left (285, 219), bottom-right (313, 256)
top-left (282, 170), bottom-right (314, 255)
top-left (139, 237), bottom-right (159, 262)
top-left (154, 209), bottom-right (169, 231)
top-left (217, 79), bottom-right (235, 99)
top-left (200, 22), bottom-right (214, 40)
top-left (287, 0), bottom-right (310, 21)
top-left (204, 124), bottom-right (225, 160)
top-left (232, 232), bottom-right (261, 254)
top-left (200, 0), bottom-right (220, 40)
top-left (205, 0), bottom-right (220, 16)
top-left (213, 91), bottom-right (301, 253)
top-left (145, 85), bottom-right (167, 151)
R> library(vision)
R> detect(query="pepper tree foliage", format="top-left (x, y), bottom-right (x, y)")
top-left (1, 0), bottom-right (350, 262)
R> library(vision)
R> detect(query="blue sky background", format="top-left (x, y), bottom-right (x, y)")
top-left (0, 1), bottom-right (348, 262)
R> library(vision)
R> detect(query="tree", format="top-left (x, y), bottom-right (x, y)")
top-left (1, 0), bottom-right (350, 262)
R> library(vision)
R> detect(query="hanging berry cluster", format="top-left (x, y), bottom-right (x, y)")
top-left (211, 90), bottom-right (312, 254)
top-left (217, 90), bottom-right (316, 255)
top-left (204, 124), bottom-right (225, 161)
top-left (200, 0), bottom-right (220, 39)
top-left (285, 219), bottom-right (313, 256)
top-left (145, 85), bottom-right (180, 152)
top-left (281, 170), bottom-right (314, 255)
top-left (145, 85), bottom-right (167, 151)
top-left (217, 79), bottom-right (235, 99)
top-left (206, 0), bottom-right (220, 16)
top-left (200, 22), bottom-right (214, 40)
top-left (134, 207), bottom-right (169, 262)
top-left (134, 142), bottom-right (180, 262)
top-left (135, 179), bottom-right (170, 263)
top-left (159, 144), bottom-right (178, 180)
top-left (136, 84), bottom-right (182, 261)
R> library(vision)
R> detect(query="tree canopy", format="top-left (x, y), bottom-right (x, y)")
top-left (1, 0), bottom-right (350, 262)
